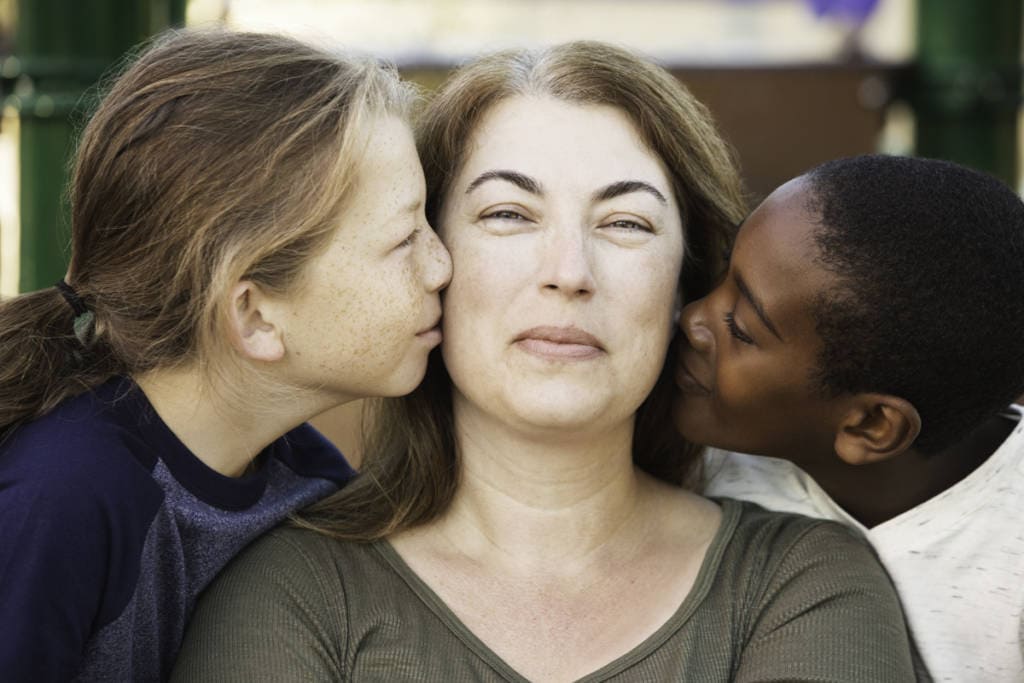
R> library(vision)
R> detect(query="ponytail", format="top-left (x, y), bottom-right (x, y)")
top-left (0, 287), bottom-right (122, 434)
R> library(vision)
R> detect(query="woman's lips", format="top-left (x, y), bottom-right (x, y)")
top-left (514, 325), bottom-right (604, 360)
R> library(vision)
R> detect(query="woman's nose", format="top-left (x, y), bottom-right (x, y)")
top-left (679, 298), bottom-right (715, 353)
top-left (538, 225), bottom-right (595, 298)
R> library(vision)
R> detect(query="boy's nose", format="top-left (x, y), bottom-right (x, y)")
top-left (679, 299), bottom-right (715, 353)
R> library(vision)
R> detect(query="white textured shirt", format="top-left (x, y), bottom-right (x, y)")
top-left (703, 406), bottom-right (1024, 682)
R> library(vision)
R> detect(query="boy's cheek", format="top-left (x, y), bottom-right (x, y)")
top-left (717, 370), bottom-right (805, 419)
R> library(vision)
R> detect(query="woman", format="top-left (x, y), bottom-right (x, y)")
top-left (0, 29), bottom-right (450, 682)
top-left (173, 42), bottom-right (922, 681)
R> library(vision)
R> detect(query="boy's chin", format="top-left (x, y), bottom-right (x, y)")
top-left (670, 397), bottom-right (716, 446)
top-left (671, 399), bottom-right (768, 457)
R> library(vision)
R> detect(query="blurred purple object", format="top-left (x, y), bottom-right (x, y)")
top-left (807, 0), bottom-right (880, 23)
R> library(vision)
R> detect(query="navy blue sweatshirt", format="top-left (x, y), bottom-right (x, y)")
top-left (0, 377), bottom-right (355, 681)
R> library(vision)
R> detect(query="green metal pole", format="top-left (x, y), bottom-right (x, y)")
top-left (914, 0), bottom-right (1021, 187)
top-left (10, 0), bottom-right (184, 293)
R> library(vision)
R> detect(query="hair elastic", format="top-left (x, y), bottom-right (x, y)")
top-left (55, 280), bottom-right (96, 347)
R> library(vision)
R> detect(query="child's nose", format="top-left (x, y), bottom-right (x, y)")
top-left (679, 299), bottom-right (715, 353)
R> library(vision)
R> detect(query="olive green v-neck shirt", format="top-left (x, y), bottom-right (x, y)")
top-left (172, 499), bottom-right (925, 682)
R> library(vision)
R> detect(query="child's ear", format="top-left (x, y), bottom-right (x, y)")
top-left (226, 281), bottom-right (285, 363)
top-left (834, 394), bottom-right (921, 466)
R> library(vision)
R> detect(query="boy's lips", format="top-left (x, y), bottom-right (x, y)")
top-left (676, 355), bottom-right (711, 395)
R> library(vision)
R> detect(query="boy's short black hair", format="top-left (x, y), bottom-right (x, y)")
top-left (805, 154), bottom-right (1024, 454)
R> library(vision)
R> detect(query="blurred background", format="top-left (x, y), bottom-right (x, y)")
top-left (1, 0), bottom-right (1021, 458)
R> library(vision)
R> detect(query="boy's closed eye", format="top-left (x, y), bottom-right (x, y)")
top-left (724, 311), bottom-right (755, 345)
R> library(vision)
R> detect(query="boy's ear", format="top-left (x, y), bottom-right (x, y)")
top-left (227, 281), bottom-right (285, 363)
top-left (834, 394), bottom-right (921, 466)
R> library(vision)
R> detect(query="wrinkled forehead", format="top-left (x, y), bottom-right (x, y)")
top-left (447, 95), bottom-right (677, 205)
top-left (472, 97), bottom-right (639, 158)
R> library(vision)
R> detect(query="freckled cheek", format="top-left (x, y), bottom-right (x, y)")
top-left (310, 285), bottom-right (351, 325)
top-left (343, 268), bottom-right (417, 339)
top-left (299, 279), bottom-right (355, 338)
top-left (386, 267), bottom-right (427, 324)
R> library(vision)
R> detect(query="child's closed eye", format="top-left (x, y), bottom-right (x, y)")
top-left (724, 311), bottom-right (754, 344)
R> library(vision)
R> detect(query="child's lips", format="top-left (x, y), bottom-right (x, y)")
top-left (676, 356), bottom-right (711, 395)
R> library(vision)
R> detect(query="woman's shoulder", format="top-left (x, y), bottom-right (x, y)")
top-left (656, 495), bottom-right (877, 599)
top-left (173, 527), bottom-right (360, 682)
top-left (187, 527), bottom-right (361, 647)
top-left (712, 497), bottom-right (872, 564)
top-left (214, 524), bottom-right (391, 602)
top-left (720, 496), bottom-right (869, 552)
top-left (226, 524), bottom-right (362, 576)
top-left (649, 480), bottom-right (864, 561)
top-left (707, 498), bottom-right (894, 611)
top-left (695, 498), bottom-right (922, 680)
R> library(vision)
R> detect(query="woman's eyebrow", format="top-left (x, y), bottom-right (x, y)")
top-left (593, 180), bottom-right (667, 205)
top-left (466, 170), bottom-right (543, 195)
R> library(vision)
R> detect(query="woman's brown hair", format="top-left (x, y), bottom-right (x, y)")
top-left (299, 41), bottom-right (747, 540)
top-left (0, 28), bottom-right (415, 435)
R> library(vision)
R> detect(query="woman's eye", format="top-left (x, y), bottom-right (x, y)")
top-left (724, 311), bottom-right (754, 345)
top-left (482, 209), bottom-right (527, 221)
top-left (605, 218), bottom-right (653, 233)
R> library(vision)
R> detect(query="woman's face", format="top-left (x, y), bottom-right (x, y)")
top-left (439, 96), bottom-right (684, 434)
top-left (279, 115), bottom-right (452, 402)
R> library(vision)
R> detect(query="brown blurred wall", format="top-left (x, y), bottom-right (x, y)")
top-left (672, 65), bottom-right (889, 203)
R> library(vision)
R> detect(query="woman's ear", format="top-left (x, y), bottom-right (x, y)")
top-left (227, 281), bottom-right (285, 362)
top-left (833, 394), bottom-right (921, 466)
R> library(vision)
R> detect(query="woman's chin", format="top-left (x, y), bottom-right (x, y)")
top-left (502, 396), bottom-right (634, 435)
top-left (451, 368), bottom-right (649, 435)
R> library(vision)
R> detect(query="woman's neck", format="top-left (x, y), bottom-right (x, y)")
top-left (133, 365), bottom-right (333, 477)
top-left (430, 397), bottom-right (647, 571)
